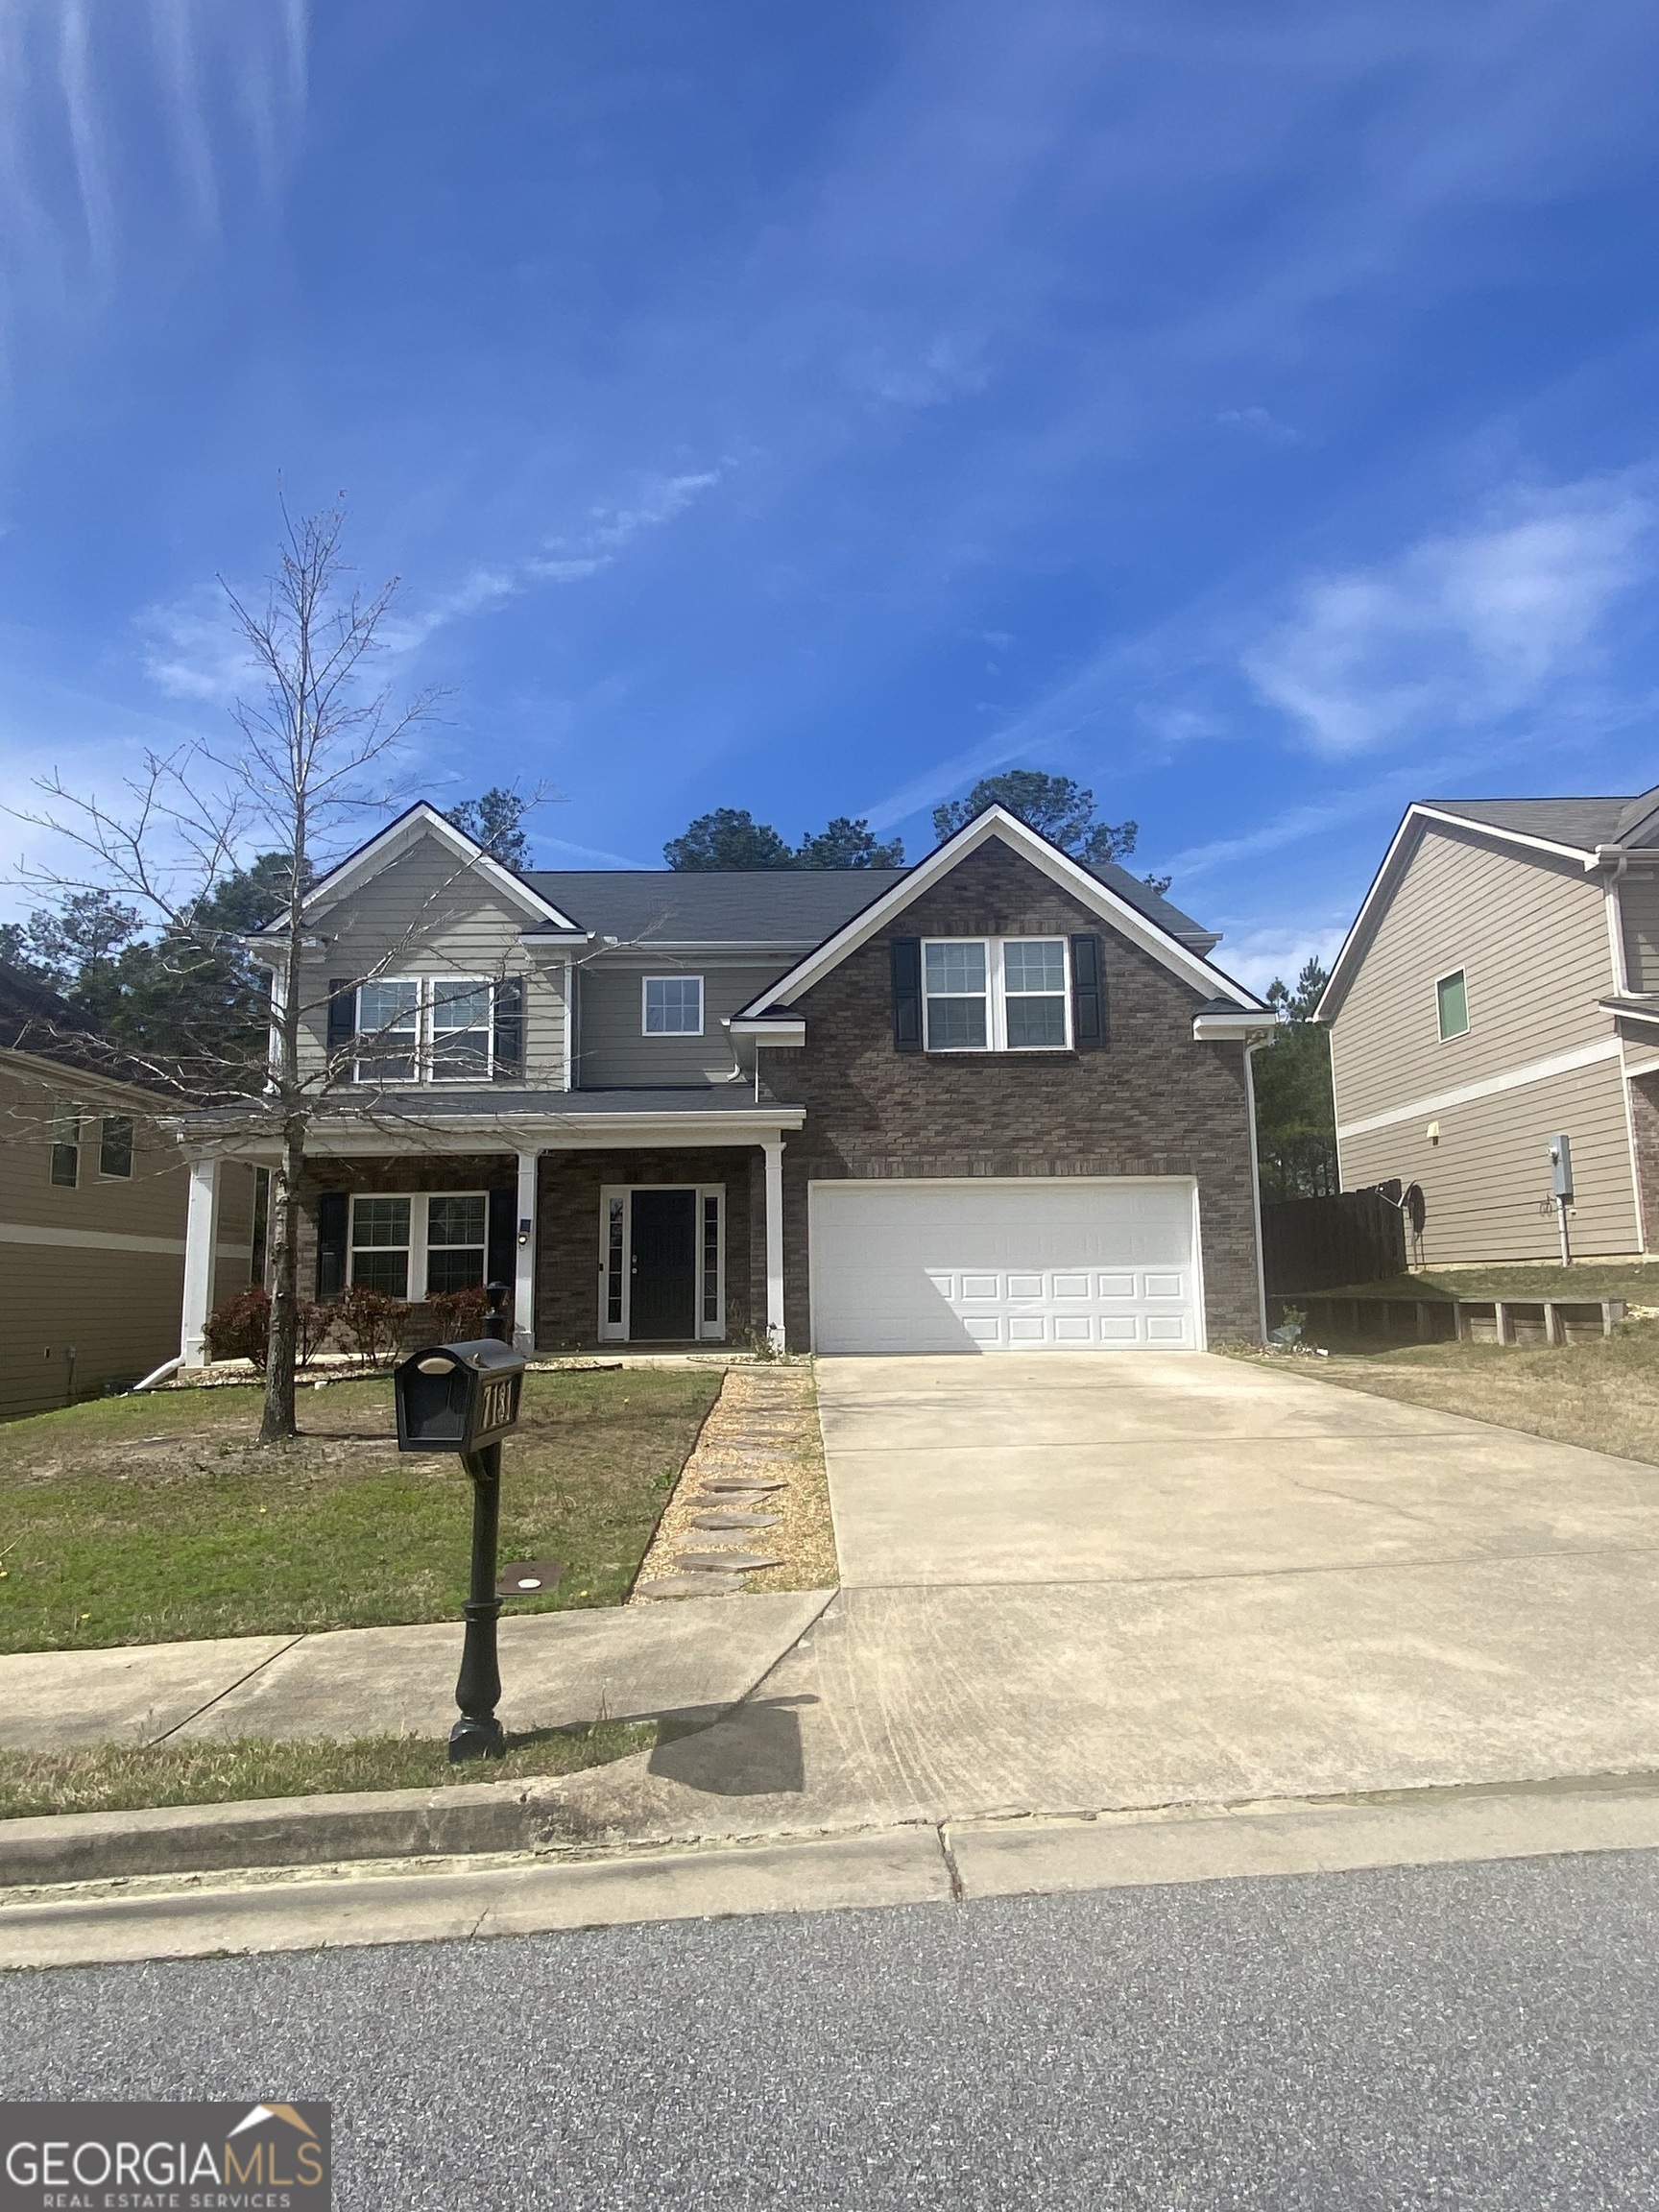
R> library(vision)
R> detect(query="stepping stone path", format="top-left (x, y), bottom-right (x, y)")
top-left (635, 1365), bottom-right (815, 1601)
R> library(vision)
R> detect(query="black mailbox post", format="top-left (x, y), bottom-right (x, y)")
top-left (394, 1285), bottom-right (526, 1762)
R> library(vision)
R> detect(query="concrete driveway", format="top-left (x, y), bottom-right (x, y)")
top-left (548, 1351), bottom-right (1659, 1850)
top-left (814, 1352), bottom-right (1659, 1587)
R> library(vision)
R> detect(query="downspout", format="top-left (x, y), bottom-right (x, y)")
top-left (1243, 1036), bottom-right (1270, 1343)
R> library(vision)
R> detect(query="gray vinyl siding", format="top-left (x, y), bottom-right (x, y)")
top-left (1338, 1052), bottom-right (1640, 1261)
top-left (295, 829), bottom-right (567, 1089)
top-left (1330, 823), bottom-right (1615, 1125)
top-left (574, 958), bottom-right (791, 1089)
top-left (0, 1054), bottom-right (259, 1413)
top-left (1620, 871), bottom-right (1659, 991)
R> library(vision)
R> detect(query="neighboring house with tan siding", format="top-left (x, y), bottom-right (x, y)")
top-left (1317, 785), bottom-right (1659, 1264)
top-left (0, 962), bottom-right (257, 1417)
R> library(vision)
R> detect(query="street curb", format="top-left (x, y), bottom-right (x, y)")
top-left (0, 1772), bottom-right (592, 1887)
top-left (6, 1778), bottom-right (1659, 1973)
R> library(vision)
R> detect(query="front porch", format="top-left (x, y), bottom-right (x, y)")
top-left (175, 1092), bottom-right (800, 1364)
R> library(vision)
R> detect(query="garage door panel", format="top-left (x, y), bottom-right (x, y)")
top-left (810, 1181), bottom-right (1201, 1355)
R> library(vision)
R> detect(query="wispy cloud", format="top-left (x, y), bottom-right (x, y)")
top-left (1213, 922), bottom-right (1350, 998)
top-left (0, 0), bottom-right (309, 349)
top-left (141, 466), bottom-right (728, 697)
top-left (1242, 469), bottom-right (1659, 756)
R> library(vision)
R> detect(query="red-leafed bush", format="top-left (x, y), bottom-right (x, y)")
top-left (425, 1286), bottom-right (490, 1341)
top-left (333, 1283), bottom-right (409, 1368)
top-left (205, 1285), bottom-right (271, 1369)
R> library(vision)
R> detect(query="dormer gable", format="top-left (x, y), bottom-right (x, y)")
top-left (735, 805), bottom-right (1264, 1023)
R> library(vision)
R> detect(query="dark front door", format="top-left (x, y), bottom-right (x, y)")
top-left (630, 1189), bottom-right (698, 1340)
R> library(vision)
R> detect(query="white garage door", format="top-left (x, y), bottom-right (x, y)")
top-left (808, 1178), bottom-right (1203, 1354)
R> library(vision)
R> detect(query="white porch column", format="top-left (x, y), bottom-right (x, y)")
top-left (514, 1150), bottom-right (539, 1354)
top-left (763, 1136), bottom-right (785, 1350)
top-left (180, 1156), bottom-right (223, 1367)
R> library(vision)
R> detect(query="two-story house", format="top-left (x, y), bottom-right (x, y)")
top-left (1317, 783), bottom-right (1659, 1263)
top-left (173, 801), bottom-right (1273, 1359)
top-left (1, 959), bottom-right (257, 1415)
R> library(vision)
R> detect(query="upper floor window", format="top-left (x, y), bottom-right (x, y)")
top-left (49, 1104), bottom-right (80, 1188)
top-left (99, 1114), bottom-right (134, 1179)
top-left (353, 977), bottom-right (494, 1084)
top-left (643, 974), bottom-right (704, 1036)
top-left (923, 938), bottom-right (1070, 1052)
top-left (1436, 969), bottom-right (1470, 1043)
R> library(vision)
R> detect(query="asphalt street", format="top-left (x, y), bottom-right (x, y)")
top-left (3, 1850), bottom-right (1656, 2209)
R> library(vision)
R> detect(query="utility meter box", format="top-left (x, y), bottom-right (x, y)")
top-left (1549, 1133), bottom-right (1574, 1203)
top-left (395, 1337), bottom-right (526, 1455)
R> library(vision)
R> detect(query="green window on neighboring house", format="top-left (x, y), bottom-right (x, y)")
top-left (1436, 969), bottom-right (1470, 1042)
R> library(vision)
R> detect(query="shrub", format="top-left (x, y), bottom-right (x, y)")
top-left (333, 1283), bottom-right (410, 1369)
top-left (425, 1286), bottom-right (489, 1341)
top-left (296, 1299), bottom-right (332, 1367)
top-left (205, 1286), bottom-right (272, 1370)
top-left (204, 1286), bottom-right (333, 1371)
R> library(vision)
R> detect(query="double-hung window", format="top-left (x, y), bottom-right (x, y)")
top-left (923, 938), bottom-right (1071, 1052)
top-left (643, 975), bottom-right (704, 1035)
top-left (354, 978), bottom-right (493, 1083)
top-left (356, 980), bottom-right (421, 1083)
top-left (349, 1191), bottom-right (488, 1300)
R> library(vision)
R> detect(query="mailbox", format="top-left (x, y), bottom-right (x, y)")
top-left (395, 1336), bottom-right (526, 1455)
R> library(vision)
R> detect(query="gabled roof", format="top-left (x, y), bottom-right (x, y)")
top-left (1316, 783), bottom-right (1659, 1023)
top-left (520, 855), bottom-right (1218, 952)
top-left (734, 805), bottom-right (1264, 1017)
top-left (267, 803), bottom-right (585, 938)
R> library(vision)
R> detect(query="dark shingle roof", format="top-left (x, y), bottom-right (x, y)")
top-left (520, 870), bottom-right (906, 947)
top-left (522, 858), bottom-right (1219, 952)
top-left (1428, 790), bottom-right (1659, 852)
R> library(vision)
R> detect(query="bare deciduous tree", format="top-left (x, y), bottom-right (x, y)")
top-left (10, 499), bottom-right (440, 1441)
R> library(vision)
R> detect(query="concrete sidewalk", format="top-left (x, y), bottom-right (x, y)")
top-left (0, 1592), bottom-right (832, 1752)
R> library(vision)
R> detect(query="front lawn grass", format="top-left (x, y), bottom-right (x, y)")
top-left (0, 1368), bottom-right (721, 1654)
top-left (1279, 1314), bottom-right (1659, 1466)
top-left (0, 1719), bottom-right (657, 1820)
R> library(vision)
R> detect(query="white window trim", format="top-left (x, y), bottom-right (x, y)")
top-left (1435, 966), bottom-right (1471, 1045)
top-left (922, 937), bottom-right (1072, 1053)
top-left (597, 1183), bottom-right (726, 1342)
top-left (353, 976), bottom-right (495, 1086)
top-left (349, 1190), bottom-right (489, 1302)
top-left (641, 974), bottom-right (706, 1038)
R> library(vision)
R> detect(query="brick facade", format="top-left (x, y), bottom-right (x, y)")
top-left (535, 1146), bottom-right (762, 1350)
top-left (297, 1153), bottom-right (517, 1322)
top-left (772, 839), bottom-right (1262, 1344)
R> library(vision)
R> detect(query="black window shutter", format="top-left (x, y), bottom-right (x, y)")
top-left (1070, 933), bottom-right (1107, 1048)
top-left (487, 1188), bottom-right (517, 1288)
top-left (891, 937), bottom-right (923, 1050)
top-left (493, 976), bottom-right (525, 1080)
top-left (325, 979), bottom-right (356, 1071)
top-left (316, 1190), bottom-right (349, 1298)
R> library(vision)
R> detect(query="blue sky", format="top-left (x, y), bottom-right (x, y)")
top-left (4, 0), bottom-right (1659, 990)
